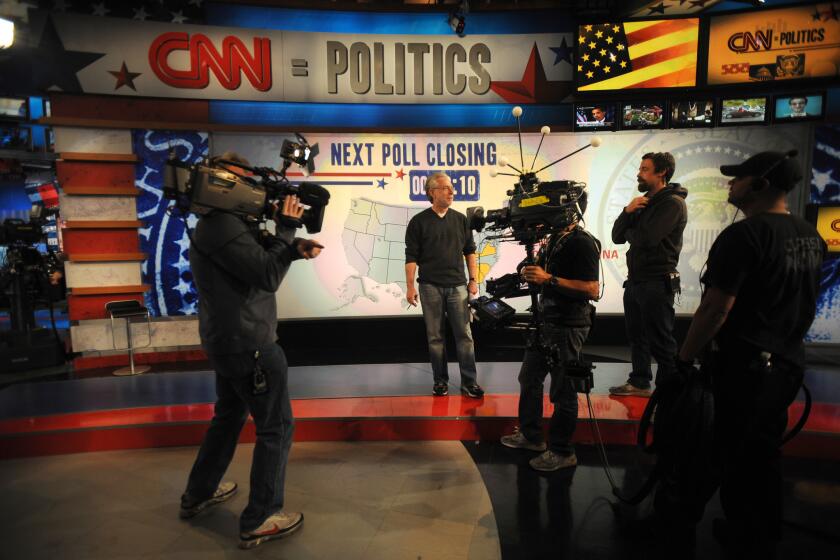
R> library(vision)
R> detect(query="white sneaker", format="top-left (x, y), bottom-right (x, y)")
top-left (239, 511), bottom-right (304, 549)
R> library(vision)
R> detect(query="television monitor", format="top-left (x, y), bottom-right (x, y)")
top-left (0, 125), bottom-right (31, 150)
top-left (0, 97), bottom-right (28, 121)
top-left (575, 19), bottom-right (700, 92)
top-left (670, 99), bottom-right (714, 128)
top-left (574, 103), bottom-right (616, 131)
top-left (619, 101), bottom-right (666, 130)
top-left (773, 93), bottom-right (825, 123)
top-left (718, 97), bottom-right (768, 126)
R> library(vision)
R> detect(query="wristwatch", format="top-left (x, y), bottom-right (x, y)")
top-left (549, 275), bottom-right (560, 287)
top-left (468, 277), bottom-right (477, 283)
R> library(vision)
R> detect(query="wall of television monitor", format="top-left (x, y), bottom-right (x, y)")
top-left (573, 92), bottom-right (826, 132)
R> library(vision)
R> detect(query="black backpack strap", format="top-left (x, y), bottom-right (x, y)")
top-left (782, 382), bottom-right (811, 445)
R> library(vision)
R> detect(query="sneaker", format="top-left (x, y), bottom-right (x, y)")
top-left (529, 450), bottom-right (577, 472)
top-left (461, 384), bottom-right (485, 398)
top-left (609, 382), bottom-right (652, 397)
top-left (179, 481), bottom-right (237, 519)
top-left (433, 383), bottom-right (449, 397)
top-left (239, 511), bottom-right (304, 549)
top-left (500, 428), bottom-right (547, 452)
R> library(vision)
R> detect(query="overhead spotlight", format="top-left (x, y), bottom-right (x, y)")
top-left (0, 18), bottom-right (14, 49)
top-left (448, 0), bottom-right (469, 37)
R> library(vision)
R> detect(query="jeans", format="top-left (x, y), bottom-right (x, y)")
top-left (418, 282), bottom-right (478, 386)
top-left (183, 343), bottom-right (295, 533)
top-left (622, 279), bottom-right (678, 389)
top-left (517, 323), bottom-right (589, 455)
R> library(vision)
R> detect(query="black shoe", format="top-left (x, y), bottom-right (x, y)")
top-left (433, 383), bottom-right (449, 396)
top-left (461, 384), bottom-right (485, 398)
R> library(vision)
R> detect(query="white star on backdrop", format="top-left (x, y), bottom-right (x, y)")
top-left (812, 169), bottom-right (838, 195)
top-left (133, 6), bottom-right (148, 20)
top-left (171, 10), bottom-right (188, 24)
top-left (91, 2), bottom-right (108, 16)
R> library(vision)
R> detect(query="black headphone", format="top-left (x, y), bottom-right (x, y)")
top-left (753, 149), bottom-right (797, 191)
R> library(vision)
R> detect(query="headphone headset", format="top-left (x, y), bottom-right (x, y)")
top-left (753, 149), bottom-right (798, 191)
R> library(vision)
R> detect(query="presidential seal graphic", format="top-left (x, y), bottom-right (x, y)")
top-left (133, 130), bottom-right (209, 317)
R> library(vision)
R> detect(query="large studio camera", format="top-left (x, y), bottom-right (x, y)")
top-left (162, 134), bottom-right (330, 233)
top-left (0, 206), bottom-right (66, 371)
top-left (467, 107), bottom-right (600, 331)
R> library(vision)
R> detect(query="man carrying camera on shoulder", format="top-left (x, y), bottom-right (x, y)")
top-left (179, 153), bottom-right (323, 550)
top-left (501, 196), bottom-right (601, 472)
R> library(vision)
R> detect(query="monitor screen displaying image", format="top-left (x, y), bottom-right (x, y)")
top-left (0, 97), bottom-right (28, 121)
top-left (670, 99), bottom-right (714, 128)
top-left (774, 93), bottom-right (824, 123)
top-left (719, 97), bottom-right (768, 126)
top-left (620, 102), bottom-right (666, 130)
top-left (574, 104), bottom-right (616, 131)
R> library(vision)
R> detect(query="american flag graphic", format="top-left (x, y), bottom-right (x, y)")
top-left (576, 19), bottom-right (699, 91)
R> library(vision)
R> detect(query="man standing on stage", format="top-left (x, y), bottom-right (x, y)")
top-left (610, 152), bottom-right (687, 397)
top-left (405, 172), bottom-right (484, 398)
top-left (667, 151), bottom-right (825, 557)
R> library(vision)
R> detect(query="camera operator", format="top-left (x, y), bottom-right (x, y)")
top-left (662, 152), bottom-right (825, 558)
top-left (500, 196), bottom-right (601, 471)
top-left (610, 152), bottom-right (687, 397)
top-left (179, 153), bottom-right (323, 550)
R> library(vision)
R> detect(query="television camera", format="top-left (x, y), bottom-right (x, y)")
top-left (467, 106), bottom-right (602, 391)
top-left (0, 205), bottom-right (66, 372)
top-left (162, 133), bottom-right (330, 233)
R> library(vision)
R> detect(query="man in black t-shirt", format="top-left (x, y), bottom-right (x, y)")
top-left (662, 151), bottom-right (826, 557)
top-left (405, 172), bottom-right (483, 398)
top-left (501, 196), bottom-right (601, 471)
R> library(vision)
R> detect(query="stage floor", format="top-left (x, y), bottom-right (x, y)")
top-left (1, 356), bottom-right (839, 559)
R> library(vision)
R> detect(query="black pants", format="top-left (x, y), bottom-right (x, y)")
top-left (653, 347), bottom-right (803, 557)
top-left (711, 349), bottom-right (803, 557)
top-left (623, 278), bottom-right (678, 388)
top-left (517, 323), bottom-right (589, 455)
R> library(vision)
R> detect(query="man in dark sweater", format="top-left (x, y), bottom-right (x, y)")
top-left (405, 172), bottom-right (483, 398)
top-left (611, 152), bottom-right (687, 397)
top-left (180, 153), bottom-right (323, 550)
top-left (661, 151), bottom-right (825, 557)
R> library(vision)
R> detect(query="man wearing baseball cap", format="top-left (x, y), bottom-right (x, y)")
top-left (658, 150), bottom-right (825, 558)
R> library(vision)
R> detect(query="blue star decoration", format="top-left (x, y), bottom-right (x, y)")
top-left (550, 38), bottom-right (573, 66)
top-left (377, 178), bottom-right (388, 189)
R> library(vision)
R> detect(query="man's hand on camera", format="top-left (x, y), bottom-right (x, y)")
top-left (521, 265), bottom-right (551, 285)
top-left (274, 195), bottom-right (305, 228)
top-left (406, 285), bottom-right (419, 307)
top-left (296, 239), bottom-right (324, 259)
top-left (467, 279), bottom-right (478, 296)
top-left (624, 196), bottom-right (649, 214)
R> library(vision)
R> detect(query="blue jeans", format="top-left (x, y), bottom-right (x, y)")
top-left (183, 343), bottom-right (295, 533)
top-left (418, 283), bottom-right (478, 386)
top-left (623, 279), bottom-right (678, 389)
top-left (517, 323), bottom-right (589, 455)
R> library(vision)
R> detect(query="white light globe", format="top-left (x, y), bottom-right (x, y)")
top-left (541, 126), bottom-right (551, 135)
top-left (489, 168), bottom-right (498, 177)
top-left (498, 155), bottom-right (509, 167)
top-left (590, 136), bottom-right (602, 148)
top-left (511, 106), bottom-right (523, 118)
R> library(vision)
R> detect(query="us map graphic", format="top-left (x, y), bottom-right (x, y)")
top-left (338, 198), bottom-right (500, 309)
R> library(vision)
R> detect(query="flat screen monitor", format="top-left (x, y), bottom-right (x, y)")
top-left (619, 101), bottom-right (666, 130)
top-left (574, 103), bottom-right (616, 131)
top-left (575, 19), bottom-right (700, 92)
top-left (0, 97), bottom-right (28, 121)
top-left (718, 97), bottom-right (768, 126)
top-left (0, 125), bottom-right (31, 150)
top-left (670, 99), bottom-right (714, 128)
top-left (773, 93), bottom-right (825, 123)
